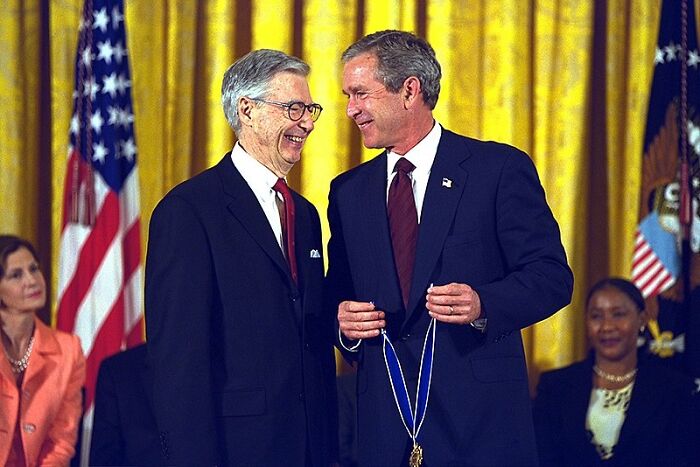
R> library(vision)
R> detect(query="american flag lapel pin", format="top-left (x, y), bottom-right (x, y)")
top-left (441, 178), bottom-right (453, 188)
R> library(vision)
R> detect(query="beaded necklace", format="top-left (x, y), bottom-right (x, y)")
top-left (4, 336), bottom-right (35, 374)
top-left (593, 365), bottom-right (637, 383)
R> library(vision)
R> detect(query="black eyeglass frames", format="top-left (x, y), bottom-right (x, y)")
top-left (251, 98), bottom-right (323, 122)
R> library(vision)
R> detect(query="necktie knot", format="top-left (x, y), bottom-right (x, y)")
top-left (393, 157), bottom-right (415, 176)
top-left (273, 178), bottom-right (290, 197)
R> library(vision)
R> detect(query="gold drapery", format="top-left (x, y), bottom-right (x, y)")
top-left (0, 0), bottom-right (678, 378)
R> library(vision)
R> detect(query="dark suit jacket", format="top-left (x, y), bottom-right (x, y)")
top-left (325, 128), bottom-right (573, 466)
top-left (533, 355), bottom-right (698, 466)
top-left (145, 155), bottom-right (337, 466)
top-left (90, 344), bottom-right (162, 466)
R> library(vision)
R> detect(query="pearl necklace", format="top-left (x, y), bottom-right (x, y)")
top-left (5, 336), bottom-right (35, 374)
top-left (593, 364), bottom-right (637, 383)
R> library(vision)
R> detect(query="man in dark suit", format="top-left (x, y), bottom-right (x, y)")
top-left (326, 30), bottom-right (574, 466)
top-left (145, 49), bottom-right (336, 466)
top-left (89, 344), bottom-right (161, 466)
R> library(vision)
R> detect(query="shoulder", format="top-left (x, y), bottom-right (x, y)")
top-left (330, 154), bottom-right (384, 192)
top-left (34, 319), bottom-right (84, 365)
top-left (157, 156), bottom-right (231, 207)
top-left (638, 357), bottom-right (696, 394)
top-left (443, 128), bottom-right (528, 157)
top-left (538, 359), bottom-right (591, 388)
top-left (440, 128), bottom-right (535, 171)
top-left (99, 344), bottom-right (147, 376)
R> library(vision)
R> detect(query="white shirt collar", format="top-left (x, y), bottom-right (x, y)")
top-left (230, 142), bottom-right (281, 202)
top-left (386, 122), bottom-right (441, 179)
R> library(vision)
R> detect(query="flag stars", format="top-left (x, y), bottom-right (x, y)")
top-left (105, 106), bottom-right (134, 128)
top-left (81, 47), bottom-right (94, 68)
top-left (120, 138), bottom-right (137, 162)
top-left (107, 106), bottom-right (119, 125)
top-left (70, 114), bottom-right (79, 135)
top-left (655, 42), bottom-right (699, 66)
top-left (90, 110), bottom-right (104, 134)
top-left (93, 7), bottom-right (109, 33)
top-left (78, 16), bottom-right (91, 31)
top-left (688, 50), bottom-right (700, 69)
top-left (688, 121), bottom-right (700, 156)
top-left (92, 141), bottom-right (109, 164)
top-left (116, 74), bottom-right (131, 94)
top-left (118, 108), bottom-right (135, 128)
top-left (102, 72), bottom-right (119, 98)
top-left (663, 42), bottom-right (680, 61)
top-left (113, 42), bottom-right (127, 64)
top-left (112, 6), bottom-right (124, 29)
top-left (97, 40), bottom-right (115, 64)
top-left (654, 46), bottom-right (665, 64)
top-left (83, 77), bottom-right (100, 101)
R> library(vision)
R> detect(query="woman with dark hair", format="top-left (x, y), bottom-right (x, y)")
top-left (533, 277), bottom-right (697, 466)
top-left (0, 235), bottom-right (85, 466)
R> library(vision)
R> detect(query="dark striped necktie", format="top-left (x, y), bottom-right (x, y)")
top-left (387, 157), bottom-right (417, 308)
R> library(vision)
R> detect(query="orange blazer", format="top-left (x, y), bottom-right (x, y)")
top-left (0, 317), bottom-right (85, 466)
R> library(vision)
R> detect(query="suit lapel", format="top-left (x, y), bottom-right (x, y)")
top-left (616, 362), bottom-right (659, 450)
top-left (23, 318), bottom-right (60, 389)
top-left (405, 132), bottom-right (470, 319)
top-left (216, 156), bottom-right (295, 288)
top-left (292, 191), bottom-right (320, 320)
top-left (361, 153), bottom-right (404, 313)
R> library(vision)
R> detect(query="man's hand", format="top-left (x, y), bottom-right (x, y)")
top-left (338, 301), bottom-right (386, 340)
top-left (426, 283), bottom-right (482, 325)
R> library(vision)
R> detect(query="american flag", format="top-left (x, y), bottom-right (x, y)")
top-left (56, 0), bottom-right (143, 461)
top-left (632, 0), bottom-right (699, 379)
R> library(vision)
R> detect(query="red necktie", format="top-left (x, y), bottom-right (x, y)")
top-left (273, 178), bottom-right (298, 285)
top-left (388, 158), bottom-right (417, 308)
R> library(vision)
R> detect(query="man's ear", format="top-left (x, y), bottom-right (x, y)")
top-left (402, 76), bottom-right (422, 109)
top-left (238, 97), bottom-right (255, 126)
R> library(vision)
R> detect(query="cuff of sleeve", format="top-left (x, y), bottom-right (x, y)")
top-left (338, 328), bottom-right (362, 352)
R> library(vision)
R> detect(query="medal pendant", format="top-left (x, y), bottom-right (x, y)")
top-left (409, 443), bottom-right (423, 467)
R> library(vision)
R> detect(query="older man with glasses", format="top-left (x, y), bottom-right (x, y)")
top-left (145, 49), bottom-right (336, 466)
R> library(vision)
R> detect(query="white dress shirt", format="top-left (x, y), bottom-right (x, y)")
top-left (340, 122), bottom-right (443, 352)
top-left (230, 143), bottom-right (285, 252)
top-left (385, 121), bottom-right (442, 222)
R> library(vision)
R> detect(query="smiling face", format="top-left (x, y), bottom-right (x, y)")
top-left (0, 247), bottom-right (46, 316)
top-left (238, 71), bottom-right (315, 177)
top-left (342, 53), bottom-right (412, 153)
top-left (586, 286), bottom-right (645, 365)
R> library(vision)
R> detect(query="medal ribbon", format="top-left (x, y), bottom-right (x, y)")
top-left (381, 317), bottom-right (436, 447)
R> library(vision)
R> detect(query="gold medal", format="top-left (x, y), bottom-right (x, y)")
top-left (409, 443), bottom-right (423, 467)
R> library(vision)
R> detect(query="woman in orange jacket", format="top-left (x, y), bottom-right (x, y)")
top-left (0, 235), bottom-right (85, 466)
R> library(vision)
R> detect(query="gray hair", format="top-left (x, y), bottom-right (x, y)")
top-left (342, 30), bottom-right (442, 110)
top-left (221, 49), bottom-right (310, 135)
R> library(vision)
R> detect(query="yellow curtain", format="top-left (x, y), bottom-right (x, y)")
top-left (1, 0), bottom-right (676, 374)
top-left (0, 0), bottom-right (42, 242)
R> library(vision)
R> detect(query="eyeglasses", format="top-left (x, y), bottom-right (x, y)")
top-left (251, 98), bottom-right (323, 122)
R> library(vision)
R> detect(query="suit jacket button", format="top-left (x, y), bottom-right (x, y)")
top-left (298, 392), bottom-right (305, 401)
top-left (23, 423), bottom-right (36, 433)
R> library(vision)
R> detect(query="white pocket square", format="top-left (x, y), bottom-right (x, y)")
top-left (309, 249), bottom-right (321, 258)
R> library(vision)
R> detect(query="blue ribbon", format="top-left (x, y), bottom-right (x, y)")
top-left (381, 318), bottom-right (436, 445)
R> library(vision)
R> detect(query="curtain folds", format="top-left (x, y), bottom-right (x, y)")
top-left (0, 0), bottom-right (675, 374)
